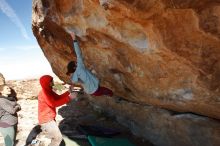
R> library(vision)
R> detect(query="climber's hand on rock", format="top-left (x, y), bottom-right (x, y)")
top-left (70, 32), bottom-right (76, 40)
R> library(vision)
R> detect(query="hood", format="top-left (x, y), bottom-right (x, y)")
top-left (39, 75), bottom-right (53, 92)
top-left (0, 95), bottom-right (16, 101)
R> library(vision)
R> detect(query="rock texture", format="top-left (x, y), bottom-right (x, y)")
top-left (32, 0), bottom-right (220, 145)
top-left (0, 73), bottom-right (5, 86)
top-left (32, 0), bottom-right (220, 120)
top-left (88, 95), bottom-right (220, 146)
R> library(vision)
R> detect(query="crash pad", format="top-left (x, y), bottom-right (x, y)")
top-left (88, 136), bottom-right (135, 146)
top-left (76, 124), bottom-right (120, 137)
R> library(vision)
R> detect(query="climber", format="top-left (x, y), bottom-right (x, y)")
top-left (66, 32), bottom-right (113, 97)
top-left (38, 75), bottom-right (77, 146)
top-left (0, 85), bottom-right (21, 146)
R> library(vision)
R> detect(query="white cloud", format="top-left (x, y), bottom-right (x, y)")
top-left (14, 45), bottom-right (41, 51)
top-left (0, 56), bottom-right (54, 80)
top-left (0, 47), bottom-right (6, 51)
top-left (0, 0), bottom-right (29, 39)
top-left (0, 56), bottom-right (13, 61)
top-left (0, 45), bottom-right (41, 51)
top-left (0, 45), bottom-right (54, 80)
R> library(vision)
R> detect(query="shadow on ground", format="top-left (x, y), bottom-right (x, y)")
top-left (58, 94), bottom-right (153, 146)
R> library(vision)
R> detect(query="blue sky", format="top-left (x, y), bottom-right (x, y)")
top-left (0, 0), bottom-right (54, 80)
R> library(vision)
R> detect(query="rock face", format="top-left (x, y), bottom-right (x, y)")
top-left (0, 73), bottom-right (5, 86)
top-left (32, 0), bottom-right (220, 145)
top-left (89, 95), bottom-right (220, 146)
top-left (32, 0), bottom-right (220, 119)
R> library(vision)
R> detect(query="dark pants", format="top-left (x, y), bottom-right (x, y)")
top-left (91, 86), bottom-right (113, 96)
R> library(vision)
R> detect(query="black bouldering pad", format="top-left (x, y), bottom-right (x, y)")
top-left (76, 124), bottom-right (120, 137)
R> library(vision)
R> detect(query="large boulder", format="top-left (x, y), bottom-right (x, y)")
top-left (32, 0), bottom-right (220, 119)
top-left (89, 95), bottom-right (220, 146)
top-left (32, 0), bottom-right (220, 145)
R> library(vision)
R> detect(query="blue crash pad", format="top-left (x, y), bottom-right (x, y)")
top-left (88, 135), bottom-right (135, 146)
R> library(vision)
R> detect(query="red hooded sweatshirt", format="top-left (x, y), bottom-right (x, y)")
top-left (38, 75), bottom-right (70, 124)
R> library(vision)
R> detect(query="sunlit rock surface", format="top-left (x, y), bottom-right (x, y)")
top-left (32, 0), bottom-right (220, 145)
top-left (0, 73), bottom-right (5, 86)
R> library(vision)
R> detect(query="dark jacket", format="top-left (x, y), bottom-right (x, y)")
top-left (0, 96), bottom-right (20, 126)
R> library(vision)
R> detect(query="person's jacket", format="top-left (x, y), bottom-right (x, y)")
top-left (0, 96), bottom-right (20, 127)
top-left (71, 41), bottom-right (99, 94)
top-left (38, 75), bottom-right (70, 124)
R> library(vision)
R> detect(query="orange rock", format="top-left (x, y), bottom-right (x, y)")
top-left (32, 0), bottom-right (220, 120)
